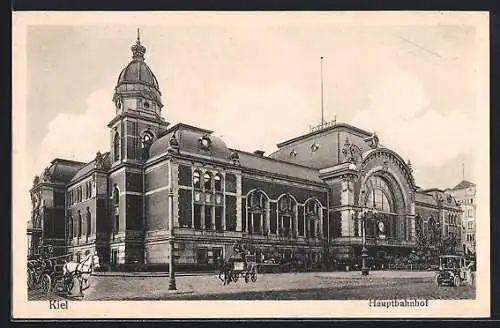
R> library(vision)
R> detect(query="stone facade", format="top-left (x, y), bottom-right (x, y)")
top-left (27, 34), bottom-right (464, 269)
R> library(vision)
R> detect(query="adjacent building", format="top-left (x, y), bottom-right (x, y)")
top-left (27, 34), bottom-right (464, 270)
top-left (447, 180), bottom-right (476, 255)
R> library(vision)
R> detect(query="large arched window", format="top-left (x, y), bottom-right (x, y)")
top-left (247, 190), bottom-right (268, 235)
top-left (113, 131), bottom-right (120, 162)
top-left (141, 131), bottom-right (154, 160)
top-left (366, 188), bottom-right (391, 212)
top-left (304, 198), bottom-right (321, 239)
top-left (363, 175), bottom-right (397, 239)
top-left (364, 176), bottom-right (393, 213)
top-left (113, 186), bottom-right (120, 233)
top-left (278, 194), bottom-right (297, 238)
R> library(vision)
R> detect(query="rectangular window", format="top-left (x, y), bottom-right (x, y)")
top-left (270, 202), bottom-right (277, 234)
top-left (241, 199), bottom-right (246, 232)
top-left (225, 174), bottom-right (237, 193)
top-left (197, 248), bottom-right (208, 264)
top-left (178, 189), bottom-right (192, 228)
top-left (178, 165), bottom-right (192, 187)
top-left (215, 207), bottom-right (223, 232)
top-left (194, 204), bottom-right (202, 230)
top-left (252, 213), bottom-right (262, 234)
top-left (114, 214), bottom-right (119, 233)
top-left (225, 195), bottom-right (237, 231)
top-left (205, 206), bottom-right (213, 230)
top-left (111, 250), bottom-right (118, 265)
top-left (282, 215), bottom-right (291, 237)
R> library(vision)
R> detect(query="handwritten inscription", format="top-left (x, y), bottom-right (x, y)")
top-left (49, 300), bottom-right (68, 310)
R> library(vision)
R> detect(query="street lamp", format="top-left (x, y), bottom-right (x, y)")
top-left (352, 207), bottom-right (378, 275)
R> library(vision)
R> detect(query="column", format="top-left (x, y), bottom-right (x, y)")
top-left (319, 210), bottom-right (323, 237)
top-left (212, 206), bottom-right (216, 230)
top-left (294, 210), bottom-right (298, 238)
top-left (222, 205), bottom-right (226, 231)
top-left (266, 203), bottom-right (271, 235)
top-left (201, 204), bottom-right (205, 230)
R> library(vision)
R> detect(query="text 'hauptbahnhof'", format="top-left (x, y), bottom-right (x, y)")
top-left (28, 34), bottom-right (467, 272)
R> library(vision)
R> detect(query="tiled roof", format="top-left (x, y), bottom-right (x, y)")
top-left (235, 150), bottom-right (324, 184)
top-left (70, 152), bottom-right (111, 183)
top-left (149, 123), bottom-right (230, 162)
top-left (39, 159), bottom-right (86, 184)
top-left (268, 122), bottom-right (385, 169)
top-left (416, 191), bottom-right (436, 205)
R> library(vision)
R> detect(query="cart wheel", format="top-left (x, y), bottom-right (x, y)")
top-left (251, 270), bottom-right (257, 283)
top-left (244, 273), bottom-right (250, 283)
top-left (41, 274), bottom-right (52, 294)
top-left (27, 270), bottom-right (35, 290)
top-left (232, 272), bottom-right (239, 282)
top-left (454, 276), bottom-right (461, 287)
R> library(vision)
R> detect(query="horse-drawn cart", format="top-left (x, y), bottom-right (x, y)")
top-left (27, 254), bottom-right (74, 295)
top-left (230, 254), bottom-right (258, 283)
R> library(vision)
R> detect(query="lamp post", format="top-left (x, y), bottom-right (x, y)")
top-left (168, 188), bottom-right (176, 290)
top-left (352, 207), bottom-right (378, 276)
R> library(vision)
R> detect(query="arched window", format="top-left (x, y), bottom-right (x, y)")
top-left (193, 170), bottom-right (201, 189)
top-left (113, 131), bottom-right (120, 162)
top-left (86, 207), bottom-right (91, 236)
top-left (68, 216), bottom-right (73, 239)
top-left (366, 188), bottom-right (391, 212)
top-left (247, 190), bottom-right (268, 235)
top-left (304, 198), bottom-right (320, 239)
top-left (113, 187), bottom-right (120, 233)
top-left (141, 131), bottom-right (154, 160)
top-left (214, 174), bottom-right (223, 192)
top-left (364, 176), bottom-right (393, 213)
top-left (77, 211), bottom-right (82, 237)
top-left (203, 172), bottom-right (212, 190)
top-left (278, 195), bottom-right (297, 238)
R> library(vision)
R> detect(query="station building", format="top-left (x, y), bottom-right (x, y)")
top-left (27, 35), bottom-right (463, 270)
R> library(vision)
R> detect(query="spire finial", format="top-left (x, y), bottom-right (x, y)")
top-left (131, 29), bottom-right (146, 61)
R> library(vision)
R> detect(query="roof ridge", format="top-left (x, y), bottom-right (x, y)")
top-left (232, 148), bottom-right (319, 171)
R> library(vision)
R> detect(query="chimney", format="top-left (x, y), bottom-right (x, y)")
top-left (253, 150), bottom-right (265, 157)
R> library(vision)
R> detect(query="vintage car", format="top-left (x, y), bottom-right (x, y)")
top-left (435, 255), bottom-right (474, 287)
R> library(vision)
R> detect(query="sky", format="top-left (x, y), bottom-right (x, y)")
top-left (25, 15), bottom-right (481, 192)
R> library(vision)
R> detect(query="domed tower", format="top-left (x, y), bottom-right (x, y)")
top-left (106, 31), bottom-right (169, 265)
top-left (108, 30), bottom-right (169, 165)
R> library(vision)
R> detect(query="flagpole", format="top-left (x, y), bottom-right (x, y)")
top-left (321, 56), bottom-right (324, 126)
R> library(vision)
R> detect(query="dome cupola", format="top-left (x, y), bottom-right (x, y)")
top-left (113, 29), bottom-right (163, 111)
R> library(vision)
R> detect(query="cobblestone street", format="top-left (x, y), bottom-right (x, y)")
top-left (28, 270), bottom-right (475, 301)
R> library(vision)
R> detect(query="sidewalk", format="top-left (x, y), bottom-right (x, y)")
top-left (93, 271), bottom-right (216, 277)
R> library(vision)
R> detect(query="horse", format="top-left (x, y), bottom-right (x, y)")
top-left (216, 257), bottom-right (233, 286)
top-left (62, 253), bottom-right (100, 297)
